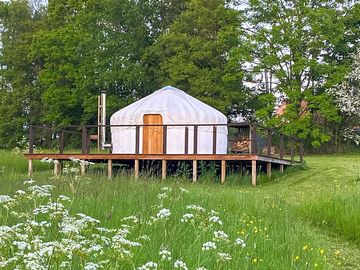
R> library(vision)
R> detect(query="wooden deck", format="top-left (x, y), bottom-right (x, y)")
top-left (25, 122), bottom-right (304, 185)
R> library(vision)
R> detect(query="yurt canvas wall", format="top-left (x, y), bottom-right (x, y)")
top-left (110, 86), bottom-right (228, 154)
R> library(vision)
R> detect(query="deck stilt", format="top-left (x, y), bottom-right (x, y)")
top-left (80, 163), bottom-right (86, 176)
top-left (162, 160), bottom-right (167, 180)
top-left (192, 160), bottom-right (197, 182)
top-left (28, 159), bottom-right (33, 178)
top-left (134, 159), bottom-right (139, 179)
top-left (280, 164), bottom-right (284, 173)
top-left (267, 162), bottom-right (271, 178)
top-left (221, 160), bottom-right (226, 184)
top-left (252, 160), bottom-right (257, 186)
top-left (239, 162), bottom-right (243, 176)
top-left (54, 160), bottom-right (61, 177)
top-left (107, 159), bottom-right (112, 179)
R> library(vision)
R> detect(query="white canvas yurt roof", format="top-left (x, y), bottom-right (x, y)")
top-left (110, 86), bottom-right (227, 125)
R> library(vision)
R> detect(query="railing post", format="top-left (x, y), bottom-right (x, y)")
top-left (300, 139), bottom-right (304, 163)
top-left (59, 130), bottom-right (65, 154)
top-left (250, 123), bottom-right (257, 155)
top-left (184, 127), bottom-right (189, 154)
top-left (290, 138), bottom-right (295, 163)
top-left (29, 125), bottom-right (34, 154)
top-left (266, 129), bottom-right (271, 157)
top-left (82, 125), bottom-right (87, 154)
top-left (135, 125), bottom-right (140, 154)
top-left (279, 134), bottom-right (284, 159)
top-left (163, 125), bottom-right (167, 154)
top-left (212, 125), bottom-right (217, 154)
top-left (193, 125), bottom-right (198, 154)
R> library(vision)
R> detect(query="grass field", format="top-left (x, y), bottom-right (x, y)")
top-left (0, 150), bottom-right (359, 269)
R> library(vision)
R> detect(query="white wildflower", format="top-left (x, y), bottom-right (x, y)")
top-left (181, 213), bottom-right (194, 223)
top-left (186, 204), bottom-right (206, 212)
top-left (217, 252), bottom-right (232, 262)
top-left (58, 195), bottom-right (71, 202)
top-left (174, 260), bottom-right (188, 270)
top-left (84, 262), bottom-right (100, 270)
top-left (196, 267), bottom-right (208, 270)
top-left (138, 261), bottom-right (158, 270)
top-left (160, 187), bottom-right (172, 192)
top-left (208, 216), bottom-right (222, 225)
top-left (121, 215), bottom-right (139, 223)
top-left (202, 241), bottom-right (217, 251)
top-left (156, 208), bottom-right (171, 219)
top-left (213, 230), bottom-right (228, 241)
top-left (157, 192), bottom-right (168, 200)
top-left (12, 241), bottom-right (29, 250)
top-left (234, 237), bottom-right (246, 248)
top-left (23, 179), bottom-right (35, 185)
top-left (159, 247), bottom-right (171, 261)
top-left (0, 195), bottom-right (13, 204)
top-left (69, 157), bottom-right (81, 163)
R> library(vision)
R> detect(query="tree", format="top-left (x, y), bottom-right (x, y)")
top-left (0, 0), bottom-right (46, 148)
top-left (328, 48), bottom-right (360, 145)
top-left (243, 0), bottom-right (358, 146)
top-left (143, 0), bottom-right (252, 116)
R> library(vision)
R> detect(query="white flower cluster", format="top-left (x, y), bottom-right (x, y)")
top-left (181, 213), bottom-right (194, 223)
top-left (202, 241), bottom-right (217, 251)
top-left (217, 252), bottom-right (232, 262)
top-left (186, 204), bottom-right (206, 212)
top-left (156, 208), bottom-right (171, 219)
top-left (213, 230), bottom-right (228, 242)
top-left (159, 247), bottom-right (171, 261)
top-left (234, 237), bottom-right (246, 248)
top-left (174, 259), bottom-right (188, 270)
top-left (138, 261), bottom-right (158, 270)
top-left (209, 215), bottom-right (223, 225)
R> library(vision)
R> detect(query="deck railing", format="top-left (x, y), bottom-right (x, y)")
top-left (28, 123), bottom-right (304, 163)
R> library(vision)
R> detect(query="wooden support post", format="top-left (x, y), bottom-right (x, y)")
top-left (134, 159), bottom-right (139, 179)
top-left (251, 160), bottom-right (257, 186)
top-left (193, 125), bottom-right (198, 154)
top-left (54, 160), bottom-right (61, 177)
top-left (107, 159), bottom-right (112, 179)
top-left (59, 130), bottom-right (65, 154)
top-left (192, 160), bottom-right (197, 182)
top-left (184, 127), bottom-right (189, 154)
top-left (162, 160), bottom-right (167, 180)
top-left (239, 162), bottom-right (243, 176)
top-left (221, 160), bottom-right (226, 184)
top-left (28, 159), bottom-right (33, 178)
top-left (280, 164), bottom-right (284, 173)
top-left (80, 163), bottom-right (86, 176)
top-left (267, 162), bottom-right (271, 178)
top-left (250, 124), bottom-right (257, 154)
top-left (212, 126), bottom-right (217, 154)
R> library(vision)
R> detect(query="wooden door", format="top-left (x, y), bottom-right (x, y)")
top-left (143, 114), bottom-right (163, 154)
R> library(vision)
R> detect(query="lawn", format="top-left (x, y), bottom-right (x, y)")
top-left (0, 150), bottom-right (359, 269)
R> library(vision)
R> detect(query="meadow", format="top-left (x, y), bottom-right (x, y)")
top-left (0, 150), bottom-right (359, 269)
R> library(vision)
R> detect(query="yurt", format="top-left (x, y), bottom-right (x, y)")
top-left (110, 86), bottom-right (228, 154)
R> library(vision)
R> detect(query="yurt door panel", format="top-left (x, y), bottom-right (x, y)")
top-left (143, 114), bottom-right (163, 154)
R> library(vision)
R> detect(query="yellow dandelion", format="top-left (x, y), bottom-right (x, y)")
top-left (252, 258), bottom-right (258, 264)
top-left (293, 255), bottom-right (300, 261)
top-left (303, 244), bottom-right (309, 251)
top-left (319, 249), bottom-right (325, 256)
top-left (314, 263), bottom-right (318, 267)
top-left (334, 250), bottom-right (340, 256)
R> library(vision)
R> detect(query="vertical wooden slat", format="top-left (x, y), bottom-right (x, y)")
top-left (300, 139), bottom-right (304, 163)
top-left (266, 129), bottom-right (271, 157)
top-left (212, 126), bottom-right (217, 154)
top-left (239, 162), bottom-right (243, 177)
top-left (59, 130), bottom-right (65, 154)
top-left (279, 134), bottom-right (284, 159)
top-left (193, 125), bottom-right (198, 154)
top-left (107, 159), bottom-right (112, 179)
top-left (134, 159), bottom-right (139, 179)
top-left (192, 160), bottom-right (197, 182)
top-left (80, 162), bottom-right (86, 176)
top-left (290, 138), bottom-right (295, 163)
top-left (29, 125), bottom-right (34, 154)
top-left (54, 160), bottom-right (61, 177)
top-left (184, 127), bottom-right (189, 154)
top-left (280, 164), bottom-right (284, 173)
top-left (135, 125), bottom-right (140, 154)
top-left (250, 124), bottom-right (257, 154)
top-left (221, 160), bottom-right (226, 184)
top-left (163, 125), bottom-right (167, 154)
top-left (82, 125), bottom-right (87, 154)
top-left (251, 160), bottom-right (257, 186)
top-left (162, 160), bottom-right (167, 180)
